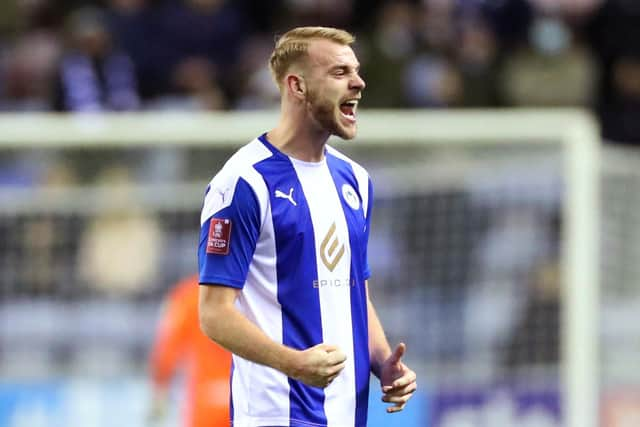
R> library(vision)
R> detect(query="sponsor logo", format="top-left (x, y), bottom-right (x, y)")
top-left (274, 187), bottom-right (297, 206)
top-left (313, 278), bottom-right (355, 288)
top-left (206, 218), bottom-right (232, 255)
top-left (320, 222), bottom-right (344, 272)
top-left (342, 184), bottom-right (360, 210)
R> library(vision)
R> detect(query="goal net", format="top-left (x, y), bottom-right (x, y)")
top-left (0, 110), bottom-right (600, 427)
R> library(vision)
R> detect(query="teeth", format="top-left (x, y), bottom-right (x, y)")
top-left (340, 99), bottom-right (358, 120)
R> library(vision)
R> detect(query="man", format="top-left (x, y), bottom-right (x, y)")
top-left (198, 26), bottom-right (416, 427)
top-left (54, 6), bottom-right (140, 112)
top-left (148, 274), bottom-right (231, 427)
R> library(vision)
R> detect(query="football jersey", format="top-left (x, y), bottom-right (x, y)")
top-left (198, 133), bottom-right (373, 427)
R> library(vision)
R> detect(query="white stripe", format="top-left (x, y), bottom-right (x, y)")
top-left (231, 355), bottom-right (250, 422)
top-left (293, 159), bottom-right (356, 427)
top-left (231, 168), bottom-right (291, 424)
top-left (201, 139), bottom-right (272, 225)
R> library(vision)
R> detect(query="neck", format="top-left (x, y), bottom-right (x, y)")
top-left (267, 102), bottom-right (329, 163)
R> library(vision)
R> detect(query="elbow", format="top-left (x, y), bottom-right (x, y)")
top-left (198, 285), bottom-right (238, 346)
top-left (198, 306), bottom-right (221, 342)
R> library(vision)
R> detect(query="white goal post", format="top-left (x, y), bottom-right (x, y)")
top-left (0, 109), bottom-right (599, 427)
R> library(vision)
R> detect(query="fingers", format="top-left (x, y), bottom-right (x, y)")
top-left (382, 382), bottom-right (417, 402)
top-left (326, 349), bottom-right (347, 365)
top-left (380, 366), bottom-right (417, 413)
top-left (315, 343), bottom-right (338, 353)
top-left (298, 343), bottom-right (348, 388)
top-left (388, 342), bottom-right (406, 365)
top-left (308, 344), bottom-right (347, 387)
top-left (325, 361), bottom-right (345, 377)
top-left (315, 363), bottom-right (345, 388)
top-left (315, 343), bottom-right (346, 364)
top-left (382, 369), bottom-right (417, 392)
top-left (386, 403), bottom-right (407, 413)
top-left (381, 381), bottom-right (417, 413)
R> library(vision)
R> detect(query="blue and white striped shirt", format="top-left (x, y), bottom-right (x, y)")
top-left (199, 133), bottom-right (373, 427)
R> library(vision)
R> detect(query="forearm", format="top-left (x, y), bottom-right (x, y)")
top-left (366, 282), bottom-right (392, 378)
top-left (199, 287), bottom-right (298, 377)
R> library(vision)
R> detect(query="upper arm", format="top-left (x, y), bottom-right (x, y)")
top-left (199, 284), bottom-right (240, 317)
top-left (198, 174), bottom-right (262, 289)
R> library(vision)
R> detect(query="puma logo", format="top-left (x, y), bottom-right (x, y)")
top-left (275, 188), bottom-right (297, 206)
top-left (217, 187), bottom-right (229, 203)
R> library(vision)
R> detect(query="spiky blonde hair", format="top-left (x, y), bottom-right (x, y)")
top-left (269, 26), bottom-right (355, 89)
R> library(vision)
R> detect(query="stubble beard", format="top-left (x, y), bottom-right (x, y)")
top-left (306, 87), bottom-right (354, 140)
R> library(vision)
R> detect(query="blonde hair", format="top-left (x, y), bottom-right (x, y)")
top-left (269, 26), bottom-right (355, 89)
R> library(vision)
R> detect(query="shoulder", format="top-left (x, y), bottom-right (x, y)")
top-left (209, 138), bottom-right (273, 190)
top-left (326, 144), bottom-right (373, 215)
top-left (201, 138), bottom-right (273, 225)
top-left (326, 145), bottom-right (370, 180)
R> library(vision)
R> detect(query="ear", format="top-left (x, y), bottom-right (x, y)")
top-left (285, 74), bottom-right (306, 100)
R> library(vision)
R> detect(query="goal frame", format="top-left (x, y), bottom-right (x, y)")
top-left (0, 109), bottom-right (600, 427)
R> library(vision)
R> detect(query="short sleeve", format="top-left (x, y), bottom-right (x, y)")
top-left (198, 177), bottom-right (261, 288)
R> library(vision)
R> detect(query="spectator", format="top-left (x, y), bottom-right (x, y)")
top-left (499, 14), bottom-right (597, 107)
top-left (149, 0), bottom-right (250, 104)
top-left (359, 1), bottom-right (416, 108)
top-left (587, 0), bottom-right (640, 143)
top-left (1, 32), bottom-right (61, 111)
top-left (76, 166), bottom-right (162, 296)
top-left (233, 35), bottom-right (280, 110)
top-left (146, 56), bottom-right (228, 110)
top-left (456, 16), bottom-right (501, 107)
top-left (53, 6), bottom-right (140, 111)
top-left (282, 0), bottom-right (355, 29)
top-left (0, 0), bottom-right (62, 111)
top-left (404, 1), bottom-right (464, 108)
top-left (105, 0), bottom-right (157, 98)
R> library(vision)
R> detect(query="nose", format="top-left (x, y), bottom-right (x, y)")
top-left (350, 73), bottom-right (366, 91)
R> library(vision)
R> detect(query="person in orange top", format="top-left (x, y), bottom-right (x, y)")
top-left (148, 274), bottom-right (231, 427)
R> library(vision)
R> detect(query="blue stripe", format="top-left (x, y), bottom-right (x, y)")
top-left (255, 136), bottom-right (328, 425)
top-left (326, 153), bottom-right (371, 427)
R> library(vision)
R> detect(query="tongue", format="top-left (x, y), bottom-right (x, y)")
top-left (340, 104), bottom-right (354, 116)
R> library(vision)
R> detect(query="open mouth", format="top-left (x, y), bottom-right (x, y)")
top-left (339, 99), bottom-right (358, 122)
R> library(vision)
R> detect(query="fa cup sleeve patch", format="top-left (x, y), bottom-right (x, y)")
top-left (206, 218), bottom-right (232, 255)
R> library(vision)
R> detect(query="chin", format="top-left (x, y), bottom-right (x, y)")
top-left (331, 115), bottom-right (358, 140)
top-left (331, 125), bottom-right (356, 140)
top-left (338, 119), bottom-right (358, 140)
top-left (341, 128), bottom-right (357, 140)
top-left (311, 106), bottom-right (357, 140)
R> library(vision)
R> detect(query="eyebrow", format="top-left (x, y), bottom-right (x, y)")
top-left (329, 63), bottom-right (361, 72)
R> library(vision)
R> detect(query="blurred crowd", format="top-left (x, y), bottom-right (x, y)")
top-left (3, 1), bottom-right (634, 397)
top-left (0, 0), bottom-right (639, 142)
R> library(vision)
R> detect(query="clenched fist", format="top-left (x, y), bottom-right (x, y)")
top-left (287, 343), bottom-right (347, 388)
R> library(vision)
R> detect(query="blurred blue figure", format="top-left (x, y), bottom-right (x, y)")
top-left (53, 6), bottom-right (140, 112)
